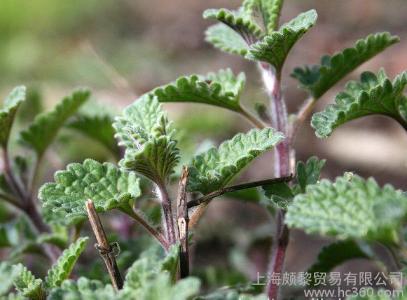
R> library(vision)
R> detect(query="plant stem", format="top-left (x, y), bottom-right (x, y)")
top-left (157, 183), bottom-right (177, 246)
top-left (176, 166), bottom-right (189, 278)
top-left (239, 106), bottom-right (265, 129)
top-left (260, 63), bottom-right (291, 300)
top-left (187, 175), bottom-right (293, 208)
top-left (290, 97), bottom-right (315, 142)
top-left (0, 193), bottom-right (24, 210)
top-left (2, 148), bottom-right (26, 201)
top-left (86, 200), bottom-right (123, 291)
top-left (122, 207), bottom-right (169, 250)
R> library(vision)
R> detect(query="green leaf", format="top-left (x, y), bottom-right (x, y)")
top-left (308, 240), bottom-right (368, 286)
top-left (0, 262), bottom-right (21, 296)
top-left (205, 23), bottom-right (250, 56)
top-left (247, 10), bottom-right (317, 72)
top-left (262, 182), bottom-right (293, 210)
top-left (296, 156), bottom-right (326, 192)
top-left (0, 86), bottom-right (26, 148)
top-left (243, 0), bottom-right (284, 33)
top-left (39, 159), bottom-right (141, 225)
top-left (113, 95), bottom-right (180, 184)
top-left (12, 264), bottom-right (45, 300)
top-left (285, 174), bottom-right (407, 244)
top-left (48, 277), bottom-right (116, 300)
top-left (312, 70), bottom-right (407, 138)
top-left (292, 32), bottom-right (399, 99)
top-left (45, 237), bottom-right (88, 288)
top-left (68, 114), bottom-right (119, 155)
top-left (203, 8), bottom-right (262, 39)
top-left (20, 89), bottom-right (90, 156)
top-left (153, 69), bottom-right (245, 112)
top-left (188, 128), bottom-right (284, 194)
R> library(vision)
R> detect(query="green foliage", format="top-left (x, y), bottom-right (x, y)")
top-left (262, 156), bottom-right (325, 209)
top-left (153, 69), bottom-right (246, 113)
top-left (0, 86), bottom-right (25, 148)
top-left (12, 264), bottom-right (45, 300)
top-left (68, 113), bottom-right (119, 155)
top-left (292, 32), bottom-right (399, 98)
top-left (205, 23), bottom-right (250, 56)
top-left (188, 128), bottom-right (284, 194)
top-left (312, 70), bottom-right (407, 138)
top-left (247, 10), bottom-right (317, 73)
top-left (0, 262), bottom-right (19, 296)
top-left (45, 237), bottom-right (88, 288)
top-left (307, 240), bottom-right (368, 286)
top-left (39, 159), bottom-right (141, 225)
top-left (113, 95), bottom-right (180, 185)
top-left (20, 89), bottom-right (90, 156)
top-left (243, 0), bottom-right (284, 33)
top-left (285, 174), bottom-right (407, 244)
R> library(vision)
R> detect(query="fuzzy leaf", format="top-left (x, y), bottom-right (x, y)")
top-left (243, 0), bottom-right (284, 33)
top-left (203, 8), bottom-right (262, 39)
top-left (39, 159), bottom-right (141, 225)
top-left (20, 89), bottom-right (90, 156)
top-left (0, 262), bottom-right (21, 296)
top-left (45, 237), bottom-right (88, 288)
top-left (12, 264), bottom-right (45, 300)
top-left (286, 174), bottom-right (407, 244)
top-left (113, 95), bottom-right (179, 184)
top-left (205, 23), bottom-right (250, 56)
top-left (296, 156), bottom-right (326, 192)
top-left (247, 10), bottom-right (317, 72)
top-left (68, 114), bottom-right (119, 155)
top-left (48, 277), bottom-right (116, 300)
top-left (153, 69), bottom-right (245, 112)
top-left (312, 70), bottom-right (407, 138)
top-left (188, 128), bottom-right (284, 194)
top-left (292, 32), bottom-right (399, 98)
top-left (0, 86), bottom-right (26, 148)
top-left (308, 240), bottom-right (368, 286)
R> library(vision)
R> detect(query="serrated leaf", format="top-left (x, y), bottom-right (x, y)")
top-left (292, 32), bottom-right (399, 99)
top-left (203, 8), bottom-right (262, 39)
top-left (113, 95), bottom-right (180, 184)
top-left (286, 175), bottom-right (407, 244)
top-left (243, 0), bottom-right (284, 33)
top-left (45, 237), bottom-right (88, 288)
top-left (48, 277), bottom-right (116, 300)
top-left (296, 156), bottom-right (326, 192)
top-left (20, 89), bottom-right (90, 156)
top-left (39, 159), bottom-right (141, 225)
top-left (308, 240), bottom-right (368, 286)
top-left (247, 10), bottom-right (317, 72)
top-left (262, 182), bottom-right (293, 210)
top-left (312, 70), bottom-right (407, 138)
top-left (205, 23), bottom-right (250, 56)
top-left (188, 128), bottom-right (284, 194)
top-left (153, 69), bottom-right (245, 112)
top-left (0, 86), bottom-right (26, 148)
top-left (68, 114), bottom-right (119, 155)
top-left (12, 264), bottom-right (45, 300)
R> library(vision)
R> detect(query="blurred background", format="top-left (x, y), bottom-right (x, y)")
top-left (0, 0), bottom-right (406, 297)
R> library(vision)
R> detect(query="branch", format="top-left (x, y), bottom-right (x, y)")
top-left (0, 192), bottom-right (24, 210)
top-left (156, 183), bottom-right (177, 246)
top-left (86, 199), bottom-right (123, 291)
top-left (176, 166), bottom-right (189, 278)
top-left (187, 175), bottom-right (293, 208)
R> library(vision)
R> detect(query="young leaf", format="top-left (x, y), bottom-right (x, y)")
top-left (312, 70), bottom-right (407, 138)
top-left (292, 32), bottom-right (399, 99)
top-left (307, 240), bottom-right (368, 286)
top-left (243, 0), bottom-right (285, 33)
top-left (296, 156), bottom-right (326, 192)
top-left (45, 237), bottom-right (88, 288)
top-left (203, 8), bottom-right (262, 40)
top-left (48, 277), bottom-right (116, 300)
top-left (39, 159), bottom-right (141, 225)
top-left (247, 10), bottom-right (317, 73)
top-left (20, 89), bottom-right (90, 156)
top-left (0, 86), bottom-right (26, 148)
top-left (152, 69), bottom-right (245, 112)
top-left (68, 114), bottom-right (119, 155)
top-left (188, 128), bottom-right (284, 194)
top-left (205, 23), bottom-right (250, 56)
top-left (113, 95), bottom-right (180, 184)
top-left (285, 174), bottom-right (407, 244)
top-left (12, 264), bottom-right (45, 300)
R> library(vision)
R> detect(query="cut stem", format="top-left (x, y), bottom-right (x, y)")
top-left (86, 199), bottom-right (123, 291)
top-left (176, 166), bottom-right (190, 278)
top-left (187, 175), bottom-right (293, 208)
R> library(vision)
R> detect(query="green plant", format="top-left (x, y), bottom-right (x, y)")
top-left (1, 0), bottom-right (406, 299)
